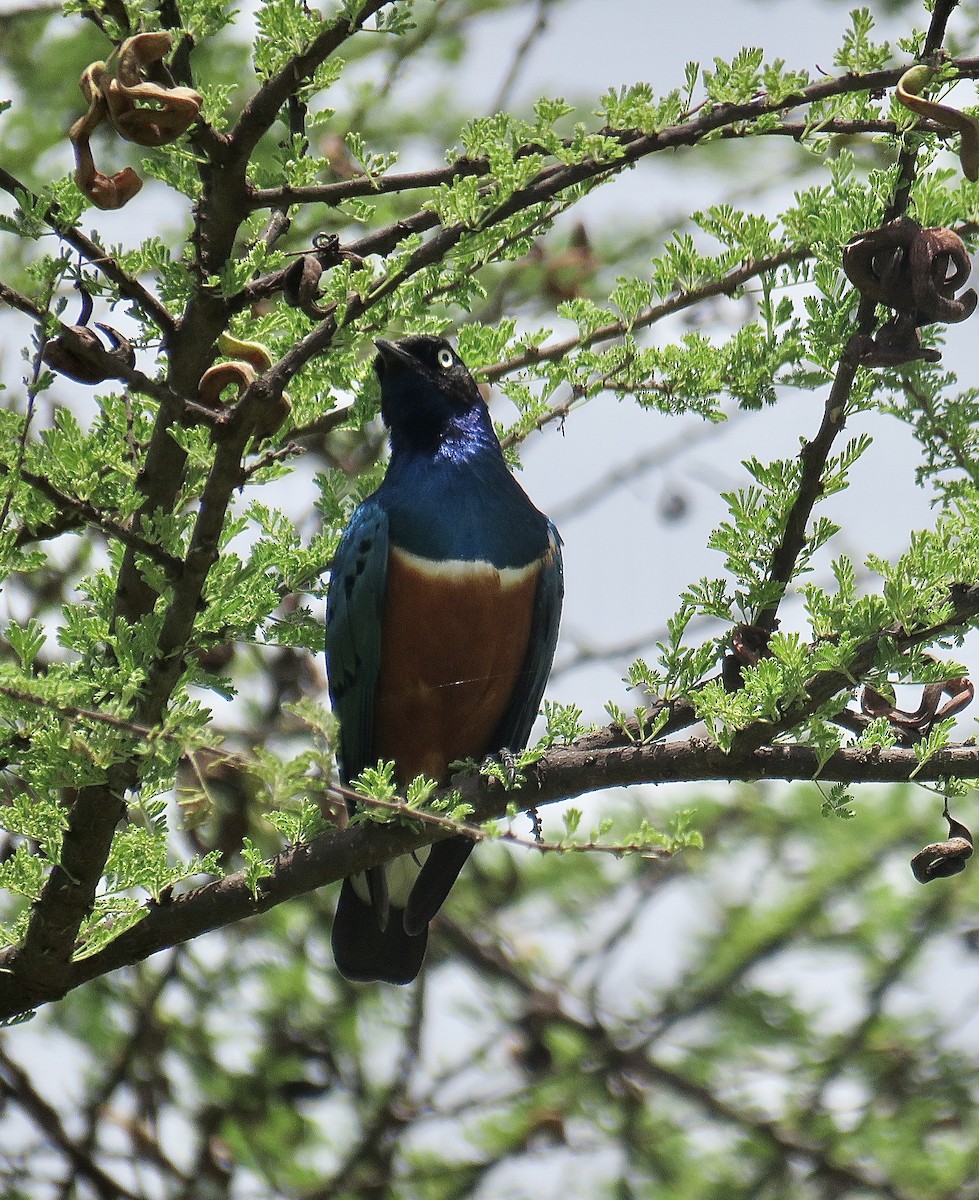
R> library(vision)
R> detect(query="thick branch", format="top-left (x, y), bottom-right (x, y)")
top-left (2, 571), bottom-right (977, 1018)
top-left (226, 0), bottom-right (394, 167)
top-left (0, 729), bottom-right (974, 1021)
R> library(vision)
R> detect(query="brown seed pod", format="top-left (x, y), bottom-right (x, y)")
top-left (42, 323), bottom-right (135, 384)
top-left (103, 34), bottom-right (202, 147)
top-left (911, 802), bottom-right (973, 883)
top-left (69, 63), bottom-right (144, 210)
top-left (198, 338), bottom-right (292, 441)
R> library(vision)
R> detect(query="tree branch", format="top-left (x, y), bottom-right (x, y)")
top-left (486, 245), bottom-right (809, 384)
top-left (227, 0), bottom-right (395, 167)
top-left (0, 725), bottom-right (973, 1022)
top-left (752, 4), bottom-right (964, 635)
top-left (0, 167), bottom-right (177, 339)
top-left (0, 573), bottom-right (977, 1018)
top-left (0, 463), bottom-right (183, 577)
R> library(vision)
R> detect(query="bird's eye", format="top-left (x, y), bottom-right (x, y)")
top-left (436, 347), bottom-right (454, 370)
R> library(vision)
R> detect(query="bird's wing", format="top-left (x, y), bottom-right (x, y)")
top-left (492, 520), bottom-right (565, 751)
top-left (325, 499), bottom-right (389, 783)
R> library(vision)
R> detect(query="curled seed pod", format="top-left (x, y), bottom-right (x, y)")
top-left (252, 392), bottom-right (292, 441)
top-left (909, 227), bottom-right (978, 324)
top-left (842, 218), bottom-right (919, 310)
top-left (71, 31), bottom-right (201, 186)
top-left (69, 63), bottom-right (144, 210)
top-left (848, 315), bottom-right (941, 367)
top-left (105, 79), bottom-right (203, 147)
top-left (843, 216), bottom-right (976, 366)
top-left (911, 835), bottom-right (973, 882)
top-left (42, 323), bottom-right (134, 384)
top-left (897, 65), bottom-right (979, 182)
top-left (283, 254), bottom-right (328, 318)
top-left (911, 803), bottom-right (973, 883)
top-left (198, 360), bottom-right (255, 409)
top-left (115, 32), bottom-right (175, 87)
top-left (103, 34), bottom-right (202, 147)
top-left (312, 232), bottom-right (341, 256)
top-left (78, 60), bottom-right (109, 110)
top-left (199, 338), bottom-right (291, 440)
top-left (861, 673), bottom-right (974, 738)
top-left (74, 157), bottom-right (143, 210)
top-left (283, 234), bottom-right (363, 319)
top-left (216, 332), bottom-right (273, 372)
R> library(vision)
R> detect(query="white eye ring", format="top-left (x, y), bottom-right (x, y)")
top-left (437, 347), bottom-right (453, 370)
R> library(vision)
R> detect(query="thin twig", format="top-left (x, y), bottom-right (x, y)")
top-left (0, 167), bottom-right (177, 338)
top-left (489, 0), bottom-right (553, 113)
top-left (0, 1043), bottom-right (142, 1200)
top-left (0, 464), bottom-right (184, 578)
top-left (483, 245), bottom-right (809, 383)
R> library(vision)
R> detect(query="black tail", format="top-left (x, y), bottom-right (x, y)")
top-left (332, 878), bottom-right (427, 985)
top-left (404, 836), bottom-right (475, 935)
top-left (332, 836), bottom-right (476, 983)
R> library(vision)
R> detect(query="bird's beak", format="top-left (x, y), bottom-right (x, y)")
top-left (374, 338), bottom-right (405, 360)
top-left (374, 337), bottom-right (415, 381)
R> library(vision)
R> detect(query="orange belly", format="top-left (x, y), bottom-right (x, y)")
top-left (373, 548), bottom-right (540, 784)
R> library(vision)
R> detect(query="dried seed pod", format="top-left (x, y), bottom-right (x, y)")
top-left (909, 227), bottom-right (978, 324)
top-left (911, 803), bottom-right (973, 883)
top-left (848, 315), bottom-right (941, 367)
top-left (283, 254), bottom-right (328, 317)
top-left (843, 217), bottom-right (919, 311)
top-left (282, 234), bottom-right (363, 319)
top-left (68, 31), bottom-right (201, 208)
top-left (105, 79), bottom-right (203, 147)
top-left (199, 337), bottom-right (291, 440)
top-left (912, 837), bottom-right (973, 882)
top-left (252, 393), bottom-right (292, 441)
top-left (843, 216), bottom-right (976, 366)
top-left (115, 32), bottom-right (175, 86)
top-left (73, 156), bottom-right (143, 209)
top-left (861, 673), bottom-right (974, 737)
top-left (198, 360), bottom-right (255, 409)
top-left (103, 34), bottom-right (202, 146)
top-left (69, 62), bottom-right (144, 209)
top-left (42, 322), bottom-right (135, 384)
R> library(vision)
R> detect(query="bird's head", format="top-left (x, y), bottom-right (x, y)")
top-left (374, 335), bottom-right (485, 450)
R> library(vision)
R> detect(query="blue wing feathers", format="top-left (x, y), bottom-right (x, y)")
top-left (325, 501), bottom-right (389, 785)
top-left (491, 521), bottom-right (564, 752)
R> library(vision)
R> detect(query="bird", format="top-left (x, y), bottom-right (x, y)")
top-left (325, 334), bottom-right (563, 984)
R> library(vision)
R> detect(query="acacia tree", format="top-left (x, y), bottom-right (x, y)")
top-left (2, 0), bottom-right (979, 1196)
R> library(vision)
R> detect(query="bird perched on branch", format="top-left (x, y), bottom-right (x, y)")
top-left (326, 334), bottom-right (563, 984)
